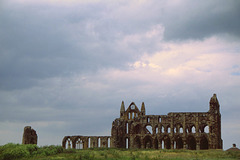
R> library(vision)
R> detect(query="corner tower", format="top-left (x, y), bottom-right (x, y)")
top-left (120, 101), bottom-right (125, 118)
top-left (209, 93), bottom-right (220, 114)
top-left (141, 102), bottom-right (146, 116)
top-left (208, 94), bottom-right (223, 149)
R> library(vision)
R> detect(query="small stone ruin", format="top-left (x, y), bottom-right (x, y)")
top-left (22, 126), bottom-right (38, 145)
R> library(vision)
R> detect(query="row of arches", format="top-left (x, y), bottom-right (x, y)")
top-left (63, 136), bottom-right (111, 149)
top-left (143, 115), bottom-right (206, 124)
top-left (129, 124), bottom-right (209, 135)
top-left (126, 135), bottom-right (209, 150)
top-left (128, 112), bottom-right (139, 120)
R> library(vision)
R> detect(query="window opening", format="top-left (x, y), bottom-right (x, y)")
top-left (98, 138), bottom-right (101, 148)
top-left (126, 138), bottom-right (129, 149)
top-left (146, 125), bottom-right (153, 134)
top-left (88, 138), bottom-right (91, 148)
top-left (108, 138), bottom-right (110, 148)
top-left (204, 126), bottom-right (209, 133)
top-left (156, 127), bottom-right (158, 134)
top-left (192, 126), bottom-right (196, 133)
top-left (179, 127), bottom-right (183, 133)
top-left (167, 127), bottom-right (170, 133)
top-left (66, 138), bottom-right (72, 149)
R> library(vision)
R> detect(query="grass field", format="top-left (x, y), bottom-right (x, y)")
top-left (1, 143), bottom-right (240, 160)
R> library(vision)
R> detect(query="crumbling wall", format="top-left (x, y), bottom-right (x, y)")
top-left (62, 136), bottom-right (111, 149)
top-left (22, 126), bottom-right (37, 145)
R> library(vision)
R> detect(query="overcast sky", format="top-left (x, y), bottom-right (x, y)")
top-left (0, 0), bottom-right (240, 149)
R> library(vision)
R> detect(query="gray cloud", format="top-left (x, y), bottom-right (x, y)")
top-left (0, 1), bottom-right (155, 90)
top-left (1, 0), bottom-right (239, 90)
top-left (157, 0), bottom-right (240, 40)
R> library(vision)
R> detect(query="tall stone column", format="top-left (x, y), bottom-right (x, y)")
top-left (141, 137), bottom-right (144, 149)
top-left (171, 140), bottom-right (174, 149)
top-left (196, 142), bottom-right (200, 150)
top-left (183, 139), bottom-right (187, 149)
top-left (159, 140), bottom-right (162, 149)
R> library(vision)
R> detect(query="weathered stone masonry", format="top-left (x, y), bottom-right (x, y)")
top-left (22, 126), bottom-right (38, 145)
top-left (62, 94), bottom-right (223, 150)
top-left (62, 136), bottom-right (111, 149)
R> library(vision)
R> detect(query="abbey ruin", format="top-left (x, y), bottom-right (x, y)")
top-left (62, 94), bottom-right (223, 150)
top-left (22, 126), bottom-right (38, 145)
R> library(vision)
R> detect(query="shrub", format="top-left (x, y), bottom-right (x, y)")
top-left (36, 145), bottom-right (64, 156)
top-left (1, 144), bottom-right (30, 160)
top-left (0, 143), bottom-right (64, 160)
top-left (64, 148), bottom-right (77, 153)
top-left (25, 144), bottom-right (38, 155)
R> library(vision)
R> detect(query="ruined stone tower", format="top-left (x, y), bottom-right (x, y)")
top-left (63, 94), bottom-right (223, 150)
top-left (22, 126), bottom-right (38, 145)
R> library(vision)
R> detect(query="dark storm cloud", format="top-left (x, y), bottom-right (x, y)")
top-left (161, 0), bottom-right (240, 40)
top-left (1, 0), bottom-right (240, 90)
top-left (0, 1), bottom-right (135, 90)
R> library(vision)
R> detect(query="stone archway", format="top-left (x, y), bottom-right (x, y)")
top-left (176, 137), bottom-right (183, 149)
top-left (200, 136), bottom-right (209, 150)
top-left (134, 136), bottom-right (141, 149)
top-left (163, 135), bottom-right (171, 149)
top-left (187, 136), bottom-right (196, 150)
top-left (144, 136), bottom-right (153, 149)
top-left (66, 138), bottom-right (72, 149)
top-left (75, 138), bottom-right (83, 149)
top-left (154, 138), bottom-right (158, 149)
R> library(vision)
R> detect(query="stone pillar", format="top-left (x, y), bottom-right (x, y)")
top-left (183, 115), bottom-right (186, 137)
top-left (72, 140), bottom-right (76, 149)
top-left (159, 140), bottom-right (162, 149)
top-left (171, 113), bottom-right (174, 137)
top-left (196, 142), bottom-right (200, 150)
top-left (141, 138), bottom-right (144, 149)
top-left (196, 113), bottom-right (199, 137)
top-left (153, 126), bottom-right (156, 135)
top-left (183, 140), bottom-right (187, 149)
top-left (68, 140), bottom-right (71, 149)
top-left (129, 136), bottom-right (134, 149)
top-left (171, 140), bottom-right (174, 149)
top-left (83, 140), bottom-right (87, 149)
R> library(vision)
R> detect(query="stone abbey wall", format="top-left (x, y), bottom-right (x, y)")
top-left (62, 94), bottom-right (222, 150)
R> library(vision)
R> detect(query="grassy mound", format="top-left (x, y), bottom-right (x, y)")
top-left (0, 144), bottom-right (240, 160)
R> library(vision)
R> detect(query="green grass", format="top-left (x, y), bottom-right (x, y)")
top-left (0, 143), bottom-right (239, 160)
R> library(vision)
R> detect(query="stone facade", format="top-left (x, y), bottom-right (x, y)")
top-left (62, 94), bottom-right (222, 150)
top-left (22, 126), bottom-right (38, 145)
